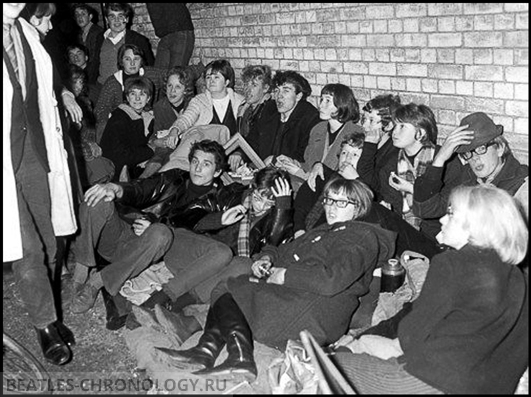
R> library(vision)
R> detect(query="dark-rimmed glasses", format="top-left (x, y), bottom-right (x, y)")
top-left (459, 141), bottom-right (496, 161)
top-left (322, 196), bottom-right (358, 208)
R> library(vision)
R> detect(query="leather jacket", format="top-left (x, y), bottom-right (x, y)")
top-left (195, 193), bottom-right (294, 256)
top-left (118, 168), bottom-right (246, 230)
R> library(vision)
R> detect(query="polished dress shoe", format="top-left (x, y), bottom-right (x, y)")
top-left (53, 321), bottom-right (76, 346)
top-left (35, 323), bottom-right (72, 365)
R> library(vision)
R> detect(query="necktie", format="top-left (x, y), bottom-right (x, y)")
top-left (3, 23), bottom-right (19, 81)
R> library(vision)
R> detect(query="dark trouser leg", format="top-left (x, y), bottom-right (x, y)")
top-left (12, 140), bottom-right (58, 329)
top-left (195, 293), bottom-right (257, 382)
top-left (163, 229), bottom-right (233, 300)
top-left (101, 223), bottom-right (174, 295)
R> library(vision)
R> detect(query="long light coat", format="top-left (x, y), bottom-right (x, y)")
top-left (3, 19), bottom-right (77, 261)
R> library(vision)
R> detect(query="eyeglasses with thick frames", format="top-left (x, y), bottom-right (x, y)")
top-left (459, 141), bottom-right (496, 161)
top-left (322, 196), bottom-right (358, 209)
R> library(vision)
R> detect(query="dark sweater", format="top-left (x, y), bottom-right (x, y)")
top-left (398, 245), bottom-right (528, 394)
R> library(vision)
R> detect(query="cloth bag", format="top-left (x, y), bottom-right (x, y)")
top-left (371, 250), bottom-right (430, 326)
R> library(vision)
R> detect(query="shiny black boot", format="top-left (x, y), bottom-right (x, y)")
top-left (155, 305), bottom-right (225, 372)
top-left (35, 323), bottom-right (72, 366)
top-left (194, 293), bottom-right (257, 382)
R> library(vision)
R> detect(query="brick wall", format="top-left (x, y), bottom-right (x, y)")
top-left (92, 3), bottom-right (529, 164)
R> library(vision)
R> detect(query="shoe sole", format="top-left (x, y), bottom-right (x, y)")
top-left (193, 368), bottom-right (256, 383)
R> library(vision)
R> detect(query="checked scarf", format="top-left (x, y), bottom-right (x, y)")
top-left (396, 143), bottom-right (435, 229)
top-left (237, 192), bottom-right (254, 257)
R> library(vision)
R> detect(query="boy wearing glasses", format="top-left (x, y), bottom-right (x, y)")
top-left (95, 3), bottom-right (154, 85)
top-left (413, 112), bottom-right (528, 220)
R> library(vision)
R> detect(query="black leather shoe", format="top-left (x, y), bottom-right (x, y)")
top-left (35, 324), bottom-right (72, 366)
top-left (54, 321), bottom-right (76, 346)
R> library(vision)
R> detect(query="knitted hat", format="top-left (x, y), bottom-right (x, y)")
top-left (455, 112), bottom-right (503, 153)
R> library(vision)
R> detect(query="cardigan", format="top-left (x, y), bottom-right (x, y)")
top-left (228, 220), bottom-right (396, 350)
top-left (170, 88), bottom-right (244, 137)
top-left (398, 245), bottom-right (528, 394)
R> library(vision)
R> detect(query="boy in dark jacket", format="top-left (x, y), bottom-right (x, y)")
top-left (68, 140), bottom-right (240, 315)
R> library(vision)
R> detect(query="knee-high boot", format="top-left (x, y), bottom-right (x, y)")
top-left (155, 305), bottom-right (225, 371)
top-left (194, 293), bottom-right (257, 382)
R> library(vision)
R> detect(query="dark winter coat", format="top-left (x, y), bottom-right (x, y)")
top-left (99, 106), bottom-right (154, 181)
top-left (246, 99), bottom-right (320, 163)
top-left (228, 220), bottom-right (396, 350)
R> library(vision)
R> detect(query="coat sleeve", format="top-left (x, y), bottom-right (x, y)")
top-left (283, 230), bottom-right (379, 296)
top-left (94, 78), bottom-right (121, 143)
top-left (293, 108), bottom-right (320, 163)
top-left (413, 154), bottom-right (466, 219)
top-left (119, 169), bottom-right (183, 208)
top-left (265, 196), bottom-right (294, 246)
top-left (357, 142), bottom-right (381, 195)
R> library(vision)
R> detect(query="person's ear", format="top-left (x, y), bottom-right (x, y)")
top-left (415, 128), bottom-right (426, 141)
top-left (295, 91), bottom-right (303, 103)
top-left (214, 169), bottom-right (223, 178)
top-left (29, 15), bottom-right (41, 27)
top-left (383, 121), bottom-right (394, 132)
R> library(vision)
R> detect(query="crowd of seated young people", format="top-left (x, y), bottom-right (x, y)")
top-left (15, 6), bottom-right (527, 391)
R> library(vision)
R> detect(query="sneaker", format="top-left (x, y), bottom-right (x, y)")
top-left (70, 283), bottom-right (100, 314)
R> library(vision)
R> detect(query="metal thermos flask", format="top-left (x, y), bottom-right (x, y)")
top-left (381, 258), bottom-right (406, 293)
